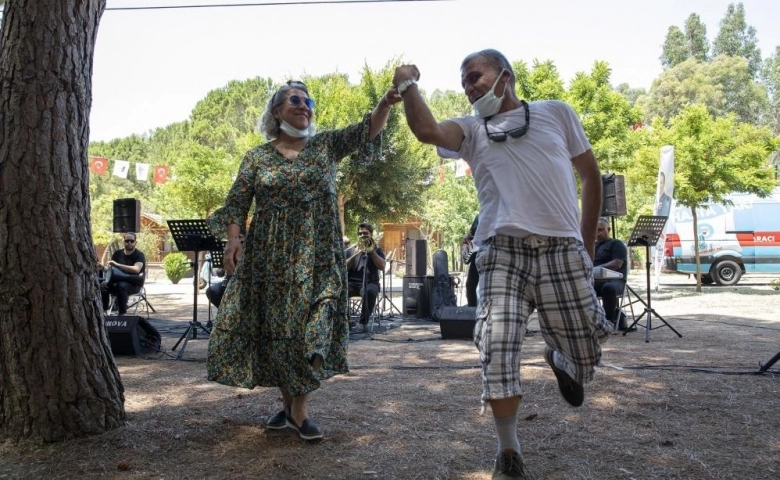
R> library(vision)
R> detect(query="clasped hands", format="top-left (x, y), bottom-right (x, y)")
top-left (378, 64), bottom-right (421, 107)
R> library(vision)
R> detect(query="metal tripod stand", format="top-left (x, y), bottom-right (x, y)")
top-left (377, 249), bottom-right (403, 320)
top-left (625, 215), bottom-right (683, 342)
top-left (167, 219), bottom-right (222, 359)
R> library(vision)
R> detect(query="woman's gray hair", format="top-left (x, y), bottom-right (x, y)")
top-left (257, 80), bottom-right (317, 140)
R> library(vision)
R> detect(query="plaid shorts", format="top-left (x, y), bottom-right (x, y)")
top-left (474, 234), bottom-right (612, 401)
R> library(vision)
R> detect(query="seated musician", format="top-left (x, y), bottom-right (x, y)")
top-left (99, 232), bottom-right (146, 315)
top-left (345, 222), bottom-right (385, 329)
top-left (593, 218), bottom-right (631, 331)
top-left (206, 274), bottom-right (230, 309)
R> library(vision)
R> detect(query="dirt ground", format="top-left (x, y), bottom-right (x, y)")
top-left (1, 272), bottom-right (779, 480)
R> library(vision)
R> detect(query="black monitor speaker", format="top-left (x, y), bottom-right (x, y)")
top-left (104, 315), bottom-right (142, 356)
top-left (113, 198), bottom-right (141, 232)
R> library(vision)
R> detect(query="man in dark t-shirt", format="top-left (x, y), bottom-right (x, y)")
top-left (99, 232), bottom-right (146, 315)
top-left (345, 222), bottom-right (385, 328)
top-left (593, 218), bottom-right (628, 329)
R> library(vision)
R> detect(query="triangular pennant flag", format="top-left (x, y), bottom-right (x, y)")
top-left (135, 162), bottom-right (150, 182)
top-left (89, 156), bottom-right (108, 175)
top-left (113, 160), bottom-right (130, 179)
top-left (153, 165), bottom-right (169, 184)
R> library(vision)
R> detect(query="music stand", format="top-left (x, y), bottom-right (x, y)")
top-left (205, 244), bottom-right (226, 328)
top-left (625, 215), bottom-right (683, 342)
top-left (378, 248), bottom-right (403, 319)
top-left (167, 219), bottom-right (223, 359)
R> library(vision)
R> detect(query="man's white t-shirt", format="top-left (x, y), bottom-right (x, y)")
top-left (438, 100), bottom-right (591, 245)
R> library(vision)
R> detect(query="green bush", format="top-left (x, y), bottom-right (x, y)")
top-left (163, 252), bottom-right (190, 284)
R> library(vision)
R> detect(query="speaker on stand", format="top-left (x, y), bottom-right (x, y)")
top-left (601, 174), bottom-right (626, 218)
top-left (113, 198), bottom-right (141, 233)
top-left (405, 238), bottom-right (427, 276)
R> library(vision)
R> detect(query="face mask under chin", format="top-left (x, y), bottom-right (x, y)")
top-left (279, 119), bottom-right (310, 138)
top-left (472, 69), bottom-right (507, 119)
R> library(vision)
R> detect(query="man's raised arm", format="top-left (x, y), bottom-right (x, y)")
top-left (393, 65), bottom-right (465, 153)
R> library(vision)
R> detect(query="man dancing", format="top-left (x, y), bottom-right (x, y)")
top-left (393, 49), bottom-right (611, 479)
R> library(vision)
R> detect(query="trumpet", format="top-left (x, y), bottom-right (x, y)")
top-left (346, 232), bottom-right (383, 268)
top-left (356, 235), bottom-right (376, 254)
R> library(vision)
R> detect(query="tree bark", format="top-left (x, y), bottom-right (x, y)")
top-left (0, 0), bottom-right (125, 442)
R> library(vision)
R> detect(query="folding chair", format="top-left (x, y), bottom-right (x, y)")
top-left (107, 272), bottom-right (155, 318)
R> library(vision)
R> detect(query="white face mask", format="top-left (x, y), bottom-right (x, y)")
top-left (279, 119), bottom-right (310, 138)
top-left (472, 69), bottom-right (507, 119)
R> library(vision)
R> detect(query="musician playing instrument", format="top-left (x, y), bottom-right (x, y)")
top-left (345, 222), bottom-right (386, 329)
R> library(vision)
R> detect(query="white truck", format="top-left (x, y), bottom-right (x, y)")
top-left (662, 189), bottom-right (780, 286)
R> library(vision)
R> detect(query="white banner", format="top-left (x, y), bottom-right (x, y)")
top-left (652, 145), bottom-right (675, 290)
top-left (112, 160), bottom-right (130, 179)
top-left (135, 162), bottom-right (150, 182)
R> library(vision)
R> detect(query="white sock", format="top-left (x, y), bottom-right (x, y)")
top-left (494, 412), bottom-right (522, 457)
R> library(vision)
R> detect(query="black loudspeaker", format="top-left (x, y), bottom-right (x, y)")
top-left (113, 198), bottom-right (141, 233)
top-left (104, 315), bottom-right (141, 355)
top-left (402, 275), bottom-right (430, 318)
top-left (405, 238), bottom-right (427, 276)
top-left (601, 174), bottom-right (627, 217)
top-left (438, 306), bottom-right (477, 340)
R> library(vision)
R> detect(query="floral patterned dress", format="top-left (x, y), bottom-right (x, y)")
top-left (207, 114), bottom-right (381, 396)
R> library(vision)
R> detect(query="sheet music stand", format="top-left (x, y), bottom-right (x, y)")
top-left (378, 248), bottom-right (403, 320)
top-left (167, 219), bottom-right (223, 359)
top-left (625, 215), bottom-right (682, 342)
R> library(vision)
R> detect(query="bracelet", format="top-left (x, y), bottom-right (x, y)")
top-left (397, 78), bottom-right (417, 95)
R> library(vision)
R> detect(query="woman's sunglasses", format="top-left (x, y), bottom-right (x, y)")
top-left (289, 95), bottom-right (315, 110)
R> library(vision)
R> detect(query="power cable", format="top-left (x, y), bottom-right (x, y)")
top-left (105, 0), bottom-right (452, 12)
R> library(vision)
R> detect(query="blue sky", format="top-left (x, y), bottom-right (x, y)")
top-left (89, 0), bottom-right (780, 141)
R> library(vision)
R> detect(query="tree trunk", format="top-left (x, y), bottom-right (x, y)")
top-left (692, 207), bottom-right (702, 293)
top-left (0, 0), bottom-right (125, 442)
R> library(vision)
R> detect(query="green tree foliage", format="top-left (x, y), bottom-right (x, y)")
top-left (633, 104), bottom-right (779, 290)
top-left (161, 140), bottom-right (238, 219)
top-left (614, 83), bottom-right (647, 106)
top-left (637, 56), bottom-right (769, 125)
top-left (422, 168), bottom-right (478, 252)
top-left (565, 61), bottom-right (643, 173)
top-left (300, 62), bottom-right (437, 234)
top-left (685, 13), bottom-right (710, 62)
top-left (712, 2), bottom-right (762, 78)
top-left (660, 13), bottom-right (711, 68)
top-left (188, 77), bottom-right (274, 156)
top-left (428, 89), bottom-right (471, 120)
top-left (762, 46), bottom-right (780, 135)
top-left (660, 26), bottom-right (690, 69)
top-left (513, 59), bottom-right (566, 101)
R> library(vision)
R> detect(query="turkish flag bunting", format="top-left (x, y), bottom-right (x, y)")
top-left (153, 165), bottom-right (169, 184)
top-left (89, 156), bottom-right (109, 175)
